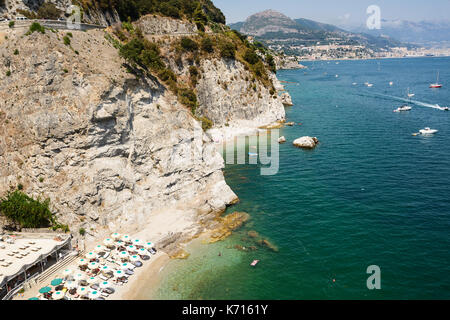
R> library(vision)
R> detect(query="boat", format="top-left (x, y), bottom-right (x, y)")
top-left (352, 82), bottom-right (357, 85)
top-left (419, 127), bottom-right (438, 135)
top-left (365, 82), bottom-right (373, 87)
top-left (250, 260), bottom-right (260, 267)
top-left (394, 105), bottom-right (412, 112)
top-left (443, 107), bottom-right (449, 111)
top-left (430, 71), bottom-right (442, 88)
top-left (389, 81), bottom-right (394, 86)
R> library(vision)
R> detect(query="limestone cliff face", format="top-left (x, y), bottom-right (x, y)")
top-left (196, 59), bottom-right (285, 128)
top-left (0, 28), bottom-right (237, 241)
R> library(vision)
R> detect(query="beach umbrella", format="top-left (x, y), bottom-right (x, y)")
top-left (121, 235), bottom-right (131, 243)
top-left (88, 262), bottom-right (99, 270)
top-left (62, 269), bottom-right (73, 277)
top-left (28, 297), bottom-right (40, 300)
top-left (50, 278), bottom-right (63, 286)
top-left (73, 273), bottom-right (86, 282)
top-left (113, 270), bottom-right (124, 278)
top-left (99, 281), bottom-right (111, 289)
top-left (132, 239), bottom-right (142, 246)
top-left (129, 255), bottom-right (140, 263)
top-left (39, 286), bottom-right (52, 294)
top-left (126, 245), bottom-right (136, 252)
top-left (103, 238), bottom-right (114, 247)
top-left (65, 281), bottom-right (78, 289)
top-left (144, 242), bottom-right (153, 249)
top-left (111, 233), bottom-right (121, 240)
top-left (86, 252), bottom-right (98, 260)
top-left (77, 258), bottom-right (88, 266)
top-left (52, 291), bottom-right (65, 300)
top-left (119, 251), bottom-right (129, 259)
top-left (137, 248), bottom-right (147, 256)
top-left (87, 277), bottom-right (98, 285)
top-left (77, 287), bottom-right (88, 296)
top-left (100, 265), bottom-right (111, 273)
top-left (89, 290), bottom-right (101, 300)
top-left (120, 263), bottom-right (134, 270)
top-left (94, 245), bottom-right (106, 252)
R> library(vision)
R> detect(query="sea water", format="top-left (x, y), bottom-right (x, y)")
top-left (151, 57), bottom-right (450, 299)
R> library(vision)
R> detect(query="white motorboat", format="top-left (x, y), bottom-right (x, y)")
top-left (389, 81), bottom-right (394, 86)
top-left (394, 105), bottom-right (412, 112)
top-left (419, 127), bottom-right (438, 135)
top-left (442, 107), bottom-right (449, 111)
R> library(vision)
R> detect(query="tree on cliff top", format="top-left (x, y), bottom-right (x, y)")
top-left (76, 0), bottom-right (226, 24)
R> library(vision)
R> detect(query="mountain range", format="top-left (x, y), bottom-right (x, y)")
top-left (229, 10), bottom-right (412, 54)
top-left (350, 19), bottom-right (450, 48)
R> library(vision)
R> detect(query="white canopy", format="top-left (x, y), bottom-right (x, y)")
top-left (88, 262), bottom-right (99, 270)
top-left (77, 287), bottom-right (88, 296)
top-left (52, 291), bottom-right (65, 300)
top-left (89, 290), bottom-right (101, 300)
top-left (111, 233), bottom-right (121, 240)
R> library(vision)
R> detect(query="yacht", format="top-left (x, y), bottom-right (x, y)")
top-left (394, 105), bottom-right (412, 112)
top-left (443, 107), bottom-right (449, 111)
top-left (430, 71), bottom-right (442, 88)
top-left (419, 127), bottom-right (438, 135)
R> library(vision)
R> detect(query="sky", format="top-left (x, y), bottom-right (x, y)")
top-left (213, 0), bottom-right (450, 26)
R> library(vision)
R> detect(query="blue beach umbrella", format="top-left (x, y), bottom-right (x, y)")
top-left (39, 286), bottom-right (52, 294)
top-left (51, 278), bottom-right (63, 286)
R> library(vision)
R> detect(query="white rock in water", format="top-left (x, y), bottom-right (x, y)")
top-left (278, 136), bottom-right (286, 144)
top-left (293, 136), bottom-right (319, 149)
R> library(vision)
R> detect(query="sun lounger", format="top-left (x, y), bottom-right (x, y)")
top-left (101, 292), bottom-right (109, 297)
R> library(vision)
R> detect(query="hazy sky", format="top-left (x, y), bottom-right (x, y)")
top-left (213, 0), bottom-right (450, 26)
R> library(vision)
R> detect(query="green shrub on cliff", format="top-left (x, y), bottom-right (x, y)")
top-left (26, 22), bottom-right (45, 35)
top-left (0, 190), bottom-right (54, 228)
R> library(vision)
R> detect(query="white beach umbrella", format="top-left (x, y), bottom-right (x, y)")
top-left (88, 262), bottom-right (99, 270)
top-left (144, 242), bottom-right (154, 249)
top-left (89, 290), bottom-right (101, 300)
top-left (129, 255), bottom-right (140, 263)
top-left (73, 273), bottom-right (86, 282)
top-left (103, 238), bottom-right (114, 247)
top-left (111, 233), bottom-right (121, 240)
top-left (94, 245), bottom-right (106, 252)
top-left (77, 287), bottom-right (88, 296)
top-left (99, 281), bottom-right (111, 289)
top-left (126, 245), bottom-right (136, 253)
top-left (52, 291), bottom-right (65, 300)
top-left (100, 265), bottom-right (111, 274)
top-left (77, 259), bottom-right (88, 266)
top-left (116, 240), bottom-right (124, 246)
top-left (137, 248), bottom-right (147, 256)
top-left (118, 251), bottom-right (129, 260)
top-left (132, 239), bottom-right (143, 246)
top-left (113, 270), bottom-right (124, 278)
top-left (65, 281), bottom-right (78, 289)
top-left (120, 263), bottom-right (134, 270)
top-left (87, 277), bottom-right (98, 285)
top-left (121, 235), bottom-right (131, 243)
top-left (86, 252), bottom-right (98, 260)
top-left (62, 268), bottom-right (73, 277)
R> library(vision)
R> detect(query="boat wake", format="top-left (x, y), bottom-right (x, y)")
top-left (359, 91), bottom-right (446, 110)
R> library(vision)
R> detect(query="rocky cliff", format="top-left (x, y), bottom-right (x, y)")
top-left (0, 15), bottom-right (290, 248)
top-left (0, 26), bottom-right (239, 243)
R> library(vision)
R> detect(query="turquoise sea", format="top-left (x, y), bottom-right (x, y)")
top-left (152, 57), bottom-right (450, 300)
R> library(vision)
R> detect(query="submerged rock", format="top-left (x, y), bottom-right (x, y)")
top-left (247, 230), bottom-right (260, 238)
top-left (258, 239), bottom-right (279, 252)
top-left (293, 136), bottom-right (319, 149)
top-left (209, 212), bottom-right (250, 243)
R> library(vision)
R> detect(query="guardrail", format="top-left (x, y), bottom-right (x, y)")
top-left (0, 19), bottom-right (105, 31)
